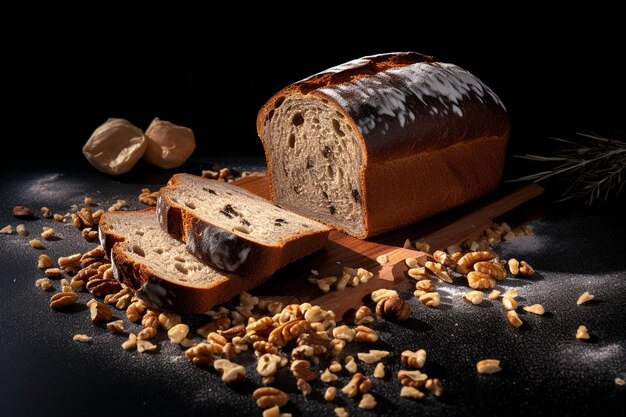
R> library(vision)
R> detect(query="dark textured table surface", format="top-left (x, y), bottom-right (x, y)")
top-left (1, 157), bottom-right (625, 417)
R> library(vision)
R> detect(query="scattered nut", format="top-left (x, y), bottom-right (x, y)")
top-left (35, 278), bottom-right (52, 291)
top-left (519, 261), bottom-right (535, 277)
top-left (425, 378), bottom-right (443, 396)
top-left (358, 393), bottom-right (377, 410)
top-left (473, 261), bottom-right (507, 280)
top-left (58, 253), bottom-right (82, 269)
top-left (317, 276), bottom-right (337, 293)
top-left (73, 334), bottom-right (92, 343)
top-left (398, 370), bottom-right (428, 388)
top-left (457, 251), bottom-right (497, 274)
top-left (376, 296), bottom-right (410, 321)
top-left (106, 320), bottom-right (124, 333)
top-left (615, 377), bottom-right (625, 386)
top-left (37, 254), bottom-right (53, 269)
top-left (257, 353), bottom-right (282, 377)
top-left (405, 257), bottom-right (421, 268)
top-left (53, 213), bottom-right (64, 222)
top-left (90, 301), bottom-right (113, 323)
top-left (321, 368), bottom-right (338, 382)
top-left (354, 325), bottom-right (379, 343)
top-left (502, 296), bottom-right (518, 311)
top-left (213, 359), bottom-right (246, 383)
top-left (424, 261), bottom-right (453, 283)
top-left (136, 339), bottom-right (157, 353)
top-left (324, 386), bottom-right (337, 401)
top-left (523, 304), bottom-right (545, 315)
top-left (83, 118), bottom-right (146, 175)
top-left (376, 254), bottom-right (389, 265)
top-left (433, 250), bottom-right (457, 268)
top-left (508, 258), bottom-right (520, 275)
top-left (467, 271), bottom-right (496, 289)
top-left (345, 357), bottom-right (358, 373)
top-left (463, 290), bottom-right (484, 305)
top-left (334, 407), bottom-right (348, 417)
top-left (168, 324), bottom-right (190, 344)
top-left (419, 292), bottom-right (440, 307)
top-left (29, 239), bottom-right (43, 249)
top-left (290, 359), bottom-right (316, 382)
top-left (401, 349), bottom-right (427, 369)
top-left (329, 360), bottom-right (342, 373)
top-left (488, 289), bottom-right (501, 300)
top-left (122, 333), bottom-right (138, 350)
top-left (40, 207), bottom-right (52, 218)
top-left (576, 325), bottom-right (591, 340)
top-left (0, 225), bottom-right (12, 234)
top-left (507, 310), bottom-right (523, 328)
top-left (16, 224), bottom-right (28, 236)
top-left (504, 288), bottom-right (518, 298)
top-left (138, 327), bottom-right (157, 340)
top-left (253, 387), bottom-right (288, 409)
top-left (342, 373), bottom-right (371, 397)
top-left (373, 362), bottom-right (385, 378)
top-left (371, 288), bottom-right (398, 303)
top-left (139, 188), bottom-right (160, 206)
top-left (185, 343), bottom-right (220, 366)
top-left (13, 205), bottom-right (35, 219)
top-left (400, 386), bottom-right (425, 399)
top-left (332, 325), bottom-right (356, 342)
top-left (407, 267), bottom-right (429, 280)
top-left (296, 378), bottom-right (312, 396)
top-left (40, 227), bottom-right (55, 240)
top-left (49, 291), bottom-right (77, 309)
top-left (476, 359), bottom-right (501, 374)
top-left (577, 291), bottom-right (594, 305)
top-left (357, 349), bottom-right (390, 364)
top-left (353, 306), bottom-right (374, 325)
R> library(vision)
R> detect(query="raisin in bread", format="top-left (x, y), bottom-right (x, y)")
top-left (99, 209), bottom-right (270, 313)
top-left (157, 174), bottom-right (331, 277)
top-left (257, 52), bottom-right (510, 238)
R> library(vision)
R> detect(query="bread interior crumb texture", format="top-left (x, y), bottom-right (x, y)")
top-left (166, 174), bottom-right (328, 245)
top-left (261, 93), bottom-right (365, 235)
top-left (105, 210), bottom-right (224, 285)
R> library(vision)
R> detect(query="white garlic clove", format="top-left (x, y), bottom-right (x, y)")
top-left (144, 118), bottom-right (196, 169)
top-left (82, 118), bottom-right (146, 175)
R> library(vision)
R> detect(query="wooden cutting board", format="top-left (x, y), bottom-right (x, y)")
top-left (234, 174), bottom-right (543, 318)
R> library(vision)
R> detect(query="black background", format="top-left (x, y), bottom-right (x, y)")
top-left (1, 4), bottom-right (624, 170)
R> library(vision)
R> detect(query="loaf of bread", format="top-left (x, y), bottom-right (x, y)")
top-left (99, 209), bottom-right (270, 313)
top-left (157, 174), bottom-right (331, 277)
top-left (257, 52), bottom-right (510, 238)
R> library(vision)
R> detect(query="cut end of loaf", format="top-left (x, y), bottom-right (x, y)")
top-left (101, 210), bottom-right (226, 287)
top-left (158, 174), bottom-right (332, 277)
top-left (260, 92), bottom-right (367, 237)
top-left (257, 52), bottom-right (510, 239)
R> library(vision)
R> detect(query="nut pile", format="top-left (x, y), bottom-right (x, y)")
top-left (10, 193), bottom-right (611, 415)
top-left (398, 222), bottom-right (544, 329)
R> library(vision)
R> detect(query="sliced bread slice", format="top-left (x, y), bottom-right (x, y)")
top-left (157, 173), bottom-right (331, 277)
top-left (99, 209), bottom-right (270, 313)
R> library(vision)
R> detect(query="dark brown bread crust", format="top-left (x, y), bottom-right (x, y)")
top-left (157, 174), bottom-right (331, 278)
top-left (256, 52), bottom-right (510, 238)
